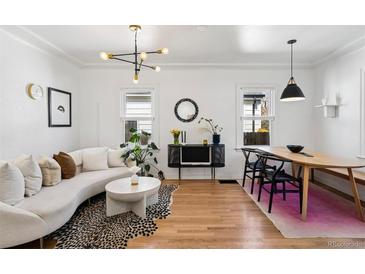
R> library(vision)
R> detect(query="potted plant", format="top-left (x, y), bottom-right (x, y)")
top-left (120, 128), bottom-right (164, 179)
top-left (198, 117), bottom-right (223, 144)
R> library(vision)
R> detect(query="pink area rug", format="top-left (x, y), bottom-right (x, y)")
top-left (242, 181), bottom-right (365, 238)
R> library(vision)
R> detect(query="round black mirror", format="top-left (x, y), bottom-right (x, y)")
top-left (174, 98), bottom-right (199, 122)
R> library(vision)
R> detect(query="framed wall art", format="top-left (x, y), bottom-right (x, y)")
top-left (48, 87), bottom-right (72, 127)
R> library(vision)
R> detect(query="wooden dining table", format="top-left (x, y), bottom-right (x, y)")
top-left (259, 146), bottom-right (365, 222)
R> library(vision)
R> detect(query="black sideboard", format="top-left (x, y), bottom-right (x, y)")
top-left (168, 144), bottom-right (225, 179)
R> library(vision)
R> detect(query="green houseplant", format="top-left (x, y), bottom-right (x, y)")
top-left (120, 128), bottom-right (164, 179)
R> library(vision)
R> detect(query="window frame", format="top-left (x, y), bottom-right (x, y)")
top-left (236, 85), bottom-right (276, 149)
top-left (120, 87), bottom-right (159, 146)
top-left (359, 69), bottom-right (365, 159)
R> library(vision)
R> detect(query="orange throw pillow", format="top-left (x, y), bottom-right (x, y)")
top-left (53, 152), bottom-right (76, 179)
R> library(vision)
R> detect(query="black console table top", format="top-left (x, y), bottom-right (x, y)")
top-left (168, 144), bottom-right (224, 147)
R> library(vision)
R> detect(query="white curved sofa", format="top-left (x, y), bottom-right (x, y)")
top-left (0, 152), bottom-right (137, 248)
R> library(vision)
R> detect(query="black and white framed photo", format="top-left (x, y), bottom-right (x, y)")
top-left (48, 87), bottom-right (72, 127)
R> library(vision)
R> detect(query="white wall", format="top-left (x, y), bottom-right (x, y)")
top-left (313, 47), bottom-right (365, 198)
top-left (0, 30), bottom-right (80, 159)
top-left (79, 67), bottom-right (314, 179)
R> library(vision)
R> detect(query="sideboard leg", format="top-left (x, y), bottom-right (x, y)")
top-left (178, 167), bottom-right (181, 180)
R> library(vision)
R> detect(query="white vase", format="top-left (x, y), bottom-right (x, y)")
top-left (131, 174), bottom-right (139, 185)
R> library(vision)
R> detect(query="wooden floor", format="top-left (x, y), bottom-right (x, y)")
top-left (15, 179), bottom-right (365, 249)
top-left (126, 180), bottom-right (365, 248)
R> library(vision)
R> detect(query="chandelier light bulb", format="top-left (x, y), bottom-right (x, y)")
top-left (159, 48), bottom-right (169, 54)
top-left (154, 66), bottom-right (161, 72)
top-left (99, 52), bottom-right (111, 60)
top-left (140, 52), bottom-right (147, 61)
top-left (133, 73), bottom-right (139, 84)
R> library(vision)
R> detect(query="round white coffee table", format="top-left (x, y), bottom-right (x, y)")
top-left (105, 177), bottom-right (161, 218)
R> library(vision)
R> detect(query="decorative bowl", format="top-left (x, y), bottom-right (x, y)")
top-left (286, 145), bottom-right (304, 153)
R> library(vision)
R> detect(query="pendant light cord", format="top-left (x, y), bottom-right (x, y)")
top-left (291, 43), bottom-right (293, 78)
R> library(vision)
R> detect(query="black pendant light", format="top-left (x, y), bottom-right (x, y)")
top-left (280, 39), bottom-right (305, 102)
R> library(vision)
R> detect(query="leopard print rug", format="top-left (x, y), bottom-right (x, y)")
top-left (46, 184), bottom-right (178, 249)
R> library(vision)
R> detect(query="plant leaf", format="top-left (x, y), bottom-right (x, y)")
top-left (150, 142), bottom-right (158, 150)
top-left (141, 130), bottom-right (151, 136)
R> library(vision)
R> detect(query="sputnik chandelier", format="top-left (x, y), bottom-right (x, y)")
top-left (99, 25), bottom-right (169, 84)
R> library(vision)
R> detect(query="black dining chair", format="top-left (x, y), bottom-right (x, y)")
top-left (241, 148), bottom-right (275, 194)
top-left (256, 153), bottom-right (303, 214)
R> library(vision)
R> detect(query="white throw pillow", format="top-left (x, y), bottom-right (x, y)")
top-left (0, 161), bottom-right (25, 205)
top-left (13, 154), bottom-right (42, 197)
top-left (82, 147), bottom-right (109, 171)
top-left (68, 149), bottom-right (83, 166)
top-left (108, 148), bottom-right (127, 167)
top-left (38, 156), bottom-right (62, 186)
top-left (68, 149), bottom-right (83, 174)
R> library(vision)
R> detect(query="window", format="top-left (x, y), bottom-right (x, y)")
top-left (121, 88), bottom-right (158, 144)
top-left (236, 87), bottom-right (275, 147)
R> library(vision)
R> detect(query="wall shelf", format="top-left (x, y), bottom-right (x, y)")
top-left (314, 97), bottom-right (341, 118)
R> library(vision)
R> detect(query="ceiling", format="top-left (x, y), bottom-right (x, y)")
top-left (5, 25), bottom-right (365, 67)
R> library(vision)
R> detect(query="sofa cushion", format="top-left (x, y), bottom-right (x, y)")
top-left (108, 148), bottom-right (127, 167)
top-left (0, 161), bottom-right (25, 205)
top-left (38, 156), bottom-right (62, 186)
top-left (53, 152), bottom-right (76, 179)
top-left (83, 147), bottom-right (108, 171)
top-left (13, 154), bottom-right (42, 197)
top-left (17, 167), bottom-right (133, 233)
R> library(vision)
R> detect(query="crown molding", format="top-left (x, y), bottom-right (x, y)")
top-left (81, 62), bottom-right (313, 70)
top-left (0, 25), bottom-right (84, 67)
top-left (313, 35), bottom-right (365, 66)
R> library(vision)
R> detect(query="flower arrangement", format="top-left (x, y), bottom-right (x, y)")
top-left (170, 128), bottom-right (181, 145)
top-left (198, 117), bottom-right (223, 134)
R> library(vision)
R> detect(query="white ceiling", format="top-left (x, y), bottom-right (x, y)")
top-left (5, 25), bottom-right (365, 67)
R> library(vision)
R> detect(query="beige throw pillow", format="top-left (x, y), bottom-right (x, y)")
top-left (38, 156), bottom-right (62, 186)
top-left (13, 154), bottom-right (42, 197)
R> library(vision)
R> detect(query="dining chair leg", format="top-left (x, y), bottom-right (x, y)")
top-left (250, 170), bottom-right (256, 194)
top-left (268, 181), bottom-right (275, 213)
top-left (282, 182), bottom-right (286, 200)
top-left (242, 165), bottom-right (248, 187)
top-left (258, 178), bottom-right (264, 202)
